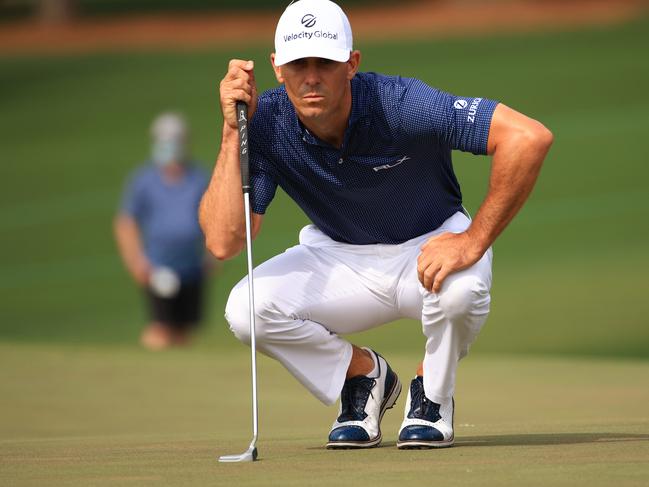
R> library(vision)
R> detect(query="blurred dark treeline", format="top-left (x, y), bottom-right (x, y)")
top-left (0, 0), bottom-right (396, 23)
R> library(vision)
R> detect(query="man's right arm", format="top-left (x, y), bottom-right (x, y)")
top-left (113, 214), bottom-right (151, 286)
top-left (199, 124), bottom-right (263, 260)
top-left (199, 59), bottom-right (263, 261)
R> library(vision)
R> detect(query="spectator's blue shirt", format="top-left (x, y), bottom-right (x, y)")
top-left (120, 163), bottom-right (208, 281)
top-left (249, 71), bottom-right (498, 244)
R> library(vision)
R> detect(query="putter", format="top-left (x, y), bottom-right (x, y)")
top-left (219, 101), bottom-right (259, 463)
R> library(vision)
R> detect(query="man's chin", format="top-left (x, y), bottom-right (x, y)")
top-left (297, 103), bottom-right (327, 120)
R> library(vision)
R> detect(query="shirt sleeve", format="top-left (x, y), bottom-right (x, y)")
top-left (248, 101), bottom-right (279, 215)
top-left (398, 78), bottom-right (498, 155)
top-left (119, 170), bottom-right (145, 221)
top-left (249, 146), bottom-right (278, 215)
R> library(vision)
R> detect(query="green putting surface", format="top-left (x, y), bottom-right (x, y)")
top-left (1, 343), bottom-right (648, 486)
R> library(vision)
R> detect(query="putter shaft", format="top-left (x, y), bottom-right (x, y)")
top-left (219, 102), bottom-right (259, 463)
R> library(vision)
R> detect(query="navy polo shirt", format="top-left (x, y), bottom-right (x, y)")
top-left (248, 71), bottom-right (498, 245)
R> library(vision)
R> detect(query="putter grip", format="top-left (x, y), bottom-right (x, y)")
top-left (236, 101), bottom-right (250, 193)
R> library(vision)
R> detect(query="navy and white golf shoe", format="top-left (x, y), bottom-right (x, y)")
top-left (397, 376), bottom-right (454, 449)
top-left (326, 349), bottom-right (401, 449)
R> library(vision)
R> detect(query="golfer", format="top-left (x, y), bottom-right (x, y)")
top-left (200, 0), bottom-right (552, 449)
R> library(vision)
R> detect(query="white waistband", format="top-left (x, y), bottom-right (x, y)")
top-left (298, 211), bottom-right (471, 250)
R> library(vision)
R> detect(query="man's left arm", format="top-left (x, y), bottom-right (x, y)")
top-left (418, 103), bottom-right (554, 292)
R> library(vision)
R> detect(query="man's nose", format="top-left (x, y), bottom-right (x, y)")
top-left (303, 63), bottom-right (321, 86)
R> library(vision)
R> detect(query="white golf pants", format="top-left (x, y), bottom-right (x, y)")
top-left (225, 211), bottom-right (492, 406)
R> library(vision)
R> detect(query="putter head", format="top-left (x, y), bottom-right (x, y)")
top-left (219, 446), bottom-right (258, 463)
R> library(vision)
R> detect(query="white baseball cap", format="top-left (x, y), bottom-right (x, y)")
top-left (274, 0), bottom-right (353, 66)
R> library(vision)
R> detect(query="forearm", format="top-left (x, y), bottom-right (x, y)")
top-left (199, 124), bottom-right (248, 260)
top-left (466, 125), bottom-right (553, 256)
top-left (113, 215), bottom-right (150, 285)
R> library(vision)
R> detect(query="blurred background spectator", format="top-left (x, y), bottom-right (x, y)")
top-left (114, 113), bottom-right (210, 350)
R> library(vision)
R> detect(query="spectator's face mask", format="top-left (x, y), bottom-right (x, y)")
top-left (152, 140), bottom-right (185, 166)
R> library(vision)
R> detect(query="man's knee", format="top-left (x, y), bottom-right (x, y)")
top-left (224, 281), bottom-right (285, 345)
top-left (438, 275), bottom-right (490, 320)
top-left (225, 283), bottom-right (253, 344)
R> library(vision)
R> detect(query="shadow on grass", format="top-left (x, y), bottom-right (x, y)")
top-left (306, 433), bottom-right (649, 451)
top-left (457, 432), bottom-right (649, 447)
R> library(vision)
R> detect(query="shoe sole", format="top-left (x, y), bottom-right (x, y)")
top-left (325, 375), bottom-right (402, 449)
top-left (396, 435), bottom-right (455, 449)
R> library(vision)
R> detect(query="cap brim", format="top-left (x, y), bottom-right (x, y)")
top-left (274, 46), bottom-right (350, 66)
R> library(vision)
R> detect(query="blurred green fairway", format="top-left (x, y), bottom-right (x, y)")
top-left (1, 13), bottom-right (649, 487)
top-left (1, 15), bottom-right (648, 355)
top-left (1, 344), bottom-right (648, 486)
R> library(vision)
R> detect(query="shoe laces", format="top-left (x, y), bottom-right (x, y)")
top-left (337, 376), bottom-right (376, 422)
top-left (408, 376), bottom-right (441, 422)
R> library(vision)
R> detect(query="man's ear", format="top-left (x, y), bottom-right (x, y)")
top-left (347, 50), bottom-right (361, 80)
top-left (270, 53), bottom-right (284, 83)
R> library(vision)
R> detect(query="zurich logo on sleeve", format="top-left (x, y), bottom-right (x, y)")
top-left (453, 99), bottom-right (468, 109)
